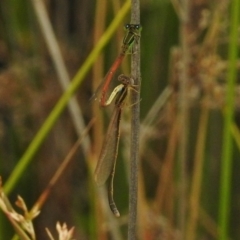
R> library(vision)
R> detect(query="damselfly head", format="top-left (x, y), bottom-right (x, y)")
top-left (124, 24), bottom-right (142, 32)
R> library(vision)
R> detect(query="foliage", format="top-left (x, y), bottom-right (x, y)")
top-left (0, 0), bottom-right (239, 239)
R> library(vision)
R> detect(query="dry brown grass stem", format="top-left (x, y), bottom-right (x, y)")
top-left (186, 105), bottom-right (209, 240)
top-left (178, 0), bottom-right (190, 235)
top-left (154, 117), bottom-right (179, 214)
top-left (30, 119), bottom-right (95, 216)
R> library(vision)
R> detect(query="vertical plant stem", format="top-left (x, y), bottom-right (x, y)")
top-left (155, 117), bottom-right (179, 213)
top-left (219, 0), bottom-right (240, 238)
top-left (92, 1), bottom-right (106, 240)
top-left (178, 0), bottom-right (190, 236)
top-left (31, 0), bottom-right (91, 157)
top-left (186, 106), bottom-right (209, 240)
top-left (128, 0), bottom-right (140, 239)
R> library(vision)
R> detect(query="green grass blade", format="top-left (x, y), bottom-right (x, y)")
top-left (218, 0), bottom-right (240, 238)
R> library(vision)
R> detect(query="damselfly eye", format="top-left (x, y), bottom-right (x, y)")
top-left (135, 24), bottom-right (142, 31)
top-left (124, 24), bottom-right (130, 30)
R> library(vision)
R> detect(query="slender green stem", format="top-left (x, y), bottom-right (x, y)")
top-left (219, 0), bottom-right (240, 238)
top-left (3, 0), bottom-right (131, 195)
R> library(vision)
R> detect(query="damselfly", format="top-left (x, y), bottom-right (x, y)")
top-left (94, 74), bottom-right (134, 217)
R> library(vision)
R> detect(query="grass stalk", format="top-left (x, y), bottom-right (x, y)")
top-left (178, 0), bottom-right (190, 235)
top-left (155, 118), bottom-right (179, 214)
top-left (218, 0), bottom-right (240, 238)
top-left (31, 0), bottom-right (91, 157)
top-left (128, 0), bottom-right (140, 239)
top-left (91, 1), bottom-right (107, 239)
top-left (186, 106), bottom-right (209, 240)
